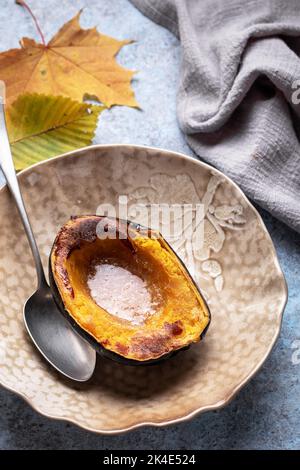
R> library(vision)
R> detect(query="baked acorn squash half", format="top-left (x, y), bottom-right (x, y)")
top-left (49, 216), bottom-right (210, 365)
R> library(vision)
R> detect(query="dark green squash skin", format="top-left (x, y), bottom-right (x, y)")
top-left (48, 218), bottom-right (211, 366)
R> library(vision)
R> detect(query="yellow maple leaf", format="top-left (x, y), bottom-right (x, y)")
top-left (0, 11), bottom-right (138, 108)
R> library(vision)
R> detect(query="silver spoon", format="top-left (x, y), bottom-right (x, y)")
top-left (0, 99), bottom-right (96, 382)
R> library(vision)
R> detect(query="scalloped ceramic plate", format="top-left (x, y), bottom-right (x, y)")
top-left (0, 145), bottom-right (287, 434)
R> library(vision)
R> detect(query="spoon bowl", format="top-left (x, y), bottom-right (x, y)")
top-left (24, 287), bottom-right (96, 381)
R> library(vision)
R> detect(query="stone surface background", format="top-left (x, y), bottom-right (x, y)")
top-left (0, 0), bottom-right (299, 450)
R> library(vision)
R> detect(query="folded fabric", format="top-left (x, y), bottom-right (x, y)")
top-left (130, 0), bottom-right (300, 232)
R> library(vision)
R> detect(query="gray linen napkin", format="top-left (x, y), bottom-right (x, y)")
top-left (130, 0), bottom-right (300, 232)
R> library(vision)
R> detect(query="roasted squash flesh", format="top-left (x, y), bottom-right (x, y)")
top-left (50, 216), bottom-right (210, 363)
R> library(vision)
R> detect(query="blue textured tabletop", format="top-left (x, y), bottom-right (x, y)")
top-left (0, 0), bottom-right (299, 450)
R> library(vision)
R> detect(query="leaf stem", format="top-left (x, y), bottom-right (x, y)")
top-left (16, 0), bottom-right (46, 46)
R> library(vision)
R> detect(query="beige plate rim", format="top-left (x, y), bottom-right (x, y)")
top-left (0, 144), bottom-right (288, 435)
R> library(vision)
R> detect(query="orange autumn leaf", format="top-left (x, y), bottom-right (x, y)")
top-left (0, 11), bottom-right (138, 108)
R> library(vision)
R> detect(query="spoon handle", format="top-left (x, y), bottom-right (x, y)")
top-left (0, 101), bottom-right (47, 289)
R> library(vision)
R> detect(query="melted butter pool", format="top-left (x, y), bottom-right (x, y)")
top-left (87, 264), bottom-right (155, 325)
